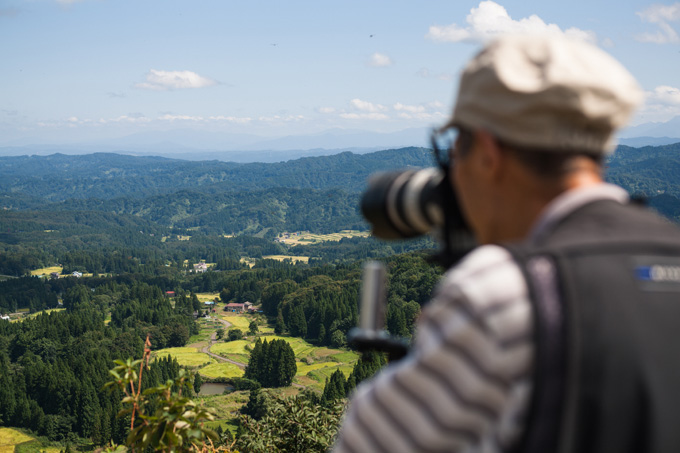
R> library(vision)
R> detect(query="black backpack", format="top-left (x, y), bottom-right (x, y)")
top-left (507, 200), bottom-right (680, 453)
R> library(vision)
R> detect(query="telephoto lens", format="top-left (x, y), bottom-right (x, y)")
top-left (360, 167), bottom-right (447, 239)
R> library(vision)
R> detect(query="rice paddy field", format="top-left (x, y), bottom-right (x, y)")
top-left (195, 292), bottom-right (220, 302)
top-left (261, 336), bottom-right (320, 359)
top-left (148, 314), bottom-right (361, 418)
top-left (10, 308), bottom-right (66, 323)
top-left (211, 340), bottom-right (250, 355)
top-left (276, 230), bottom-right (370, 245)
top-left (221, 315), bottom-right (251, 330)
top-left (0, 428), bottom-right (61, 453)
top-left (0, 428), bottom-right (33, 453)
top-left (261, 255), bottom-right (310, 263)
top-left (199, 362), bottom-right (244, 379)
top-left (29, 266), bottom-right (62, 277)
top-left (153, 347), bottom-right (215, 367)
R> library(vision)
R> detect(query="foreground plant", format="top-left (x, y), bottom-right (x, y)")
top-left (104, 335), bottom-right (226, 452)
top-left (236, 393), bottom-right (344, 453)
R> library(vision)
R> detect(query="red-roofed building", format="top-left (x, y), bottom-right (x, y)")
top-left (225, 303), bottom-right (245, 313)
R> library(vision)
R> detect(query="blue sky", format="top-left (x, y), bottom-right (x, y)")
top-left (2, 0), bottom-right (680, 146)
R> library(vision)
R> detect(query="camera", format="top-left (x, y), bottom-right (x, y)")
top-left (360, 165), bottom-right (476, 265)
top-left (349, 165), bottom-right (476, 359)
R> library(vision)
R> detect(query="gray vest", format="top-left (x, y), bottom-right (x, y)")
top-left (508, 200), bottom-right (680, 453)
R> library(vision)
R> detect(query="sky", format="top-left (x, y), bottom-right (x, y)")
top-left (2, 0), bottom-right (680, 147)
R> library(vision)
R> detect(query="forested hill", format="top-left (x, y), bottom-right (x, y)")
top-left (607, 142), bottom-right (680, 198)
top-left (2, 142), bottom-right (680, 237)
top-left (0, 147), bottom-right (434, 202)
top-left (606, 142), bottom-right (680, 221)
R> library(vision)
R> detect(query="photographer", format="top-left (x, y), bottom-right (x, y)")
top-left (333, 35), bottom-right (680, 453)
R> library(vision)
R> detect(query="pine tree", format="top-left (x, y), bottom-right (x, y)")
top-left (193, 372), bottom-right (203, 395)
top-left (275, 312), bottom-right (286, 334)
top-left (244, 338), bottom-right (263, 382)
top-left (318, 324), bottom-right (327, 345)
top-left (321, 369), bottom-right (346, 406)
top-left (346, 350), bottom-right (387, 393)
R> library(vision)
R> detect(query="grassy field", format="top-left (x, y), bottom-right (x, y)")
top-left (276, 230), bottom-right (370, 245)
top-left (199, 362), bottom-right (244, 379)
top-left (305, 365), bottom-right (356, 390)
top-left (10, 308), bottom-right (67, 323)
top-left (211, 340), bottom-right (250, 355)
top-left (259, 325), bottom-right (275, 334)
top-left (153, 347), bottom-right (215, 367)
top-left (0, 428), bottom-right (33, 453)
top-left (0, 428), bottom-right (62, 453)
top-left (296, 361), bottom-right (338, 375)
top-left (24, 308), bottom-right (65, 319)
top-left (239, 258), bottom-right (256, 268)
top-left (216, 334), bottom-right (359, 364)
top-left (195, 292), bottom-right (220, 302)
top-left (29, 266), bottom-right (62, 277)
top-left (262, 336), bottom-right (319, 359)
top-left (221, 315), bottom-right (251, 330)
top-left (199, 391), bottom-right (250, 421)
top-left (262, 255), bottom-right (310, 263)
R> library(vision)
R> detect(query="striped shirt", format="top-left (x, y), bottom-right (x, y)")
top-left (332, 183), bottom-right (629, 453)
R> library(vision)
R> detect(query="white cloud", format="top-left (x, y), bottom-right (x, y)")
top-left (647, 85), bottom-right (680, 105)
top-left (208, 116), bottom-right (252, 124)
top-left (135, 69), bottom-right (217, 91)
top-left (392, 101), bottom-right (447, 120)
top-left (257, 115), bottom-right (306, 123)
top-left (426, 1), bottom-right (596, 44)
top-left (636, 3), bottom-right (680, 43)
top-left (105, 115), bottom-right (151, 124)
top-left (633, 85), bottom-right (680, 122)
top-left (393, 103), bottom-right (426, 114)
top-left (318, 107), bottom-right (336, 114)
top-left (350, 98), bottom-right (387, 113)
top-left (339, 112), bottom-right (389, 120)
top-left (159, 114), bottom-right (204, 121)
top-left (369, 53), bottom-right (393, 67)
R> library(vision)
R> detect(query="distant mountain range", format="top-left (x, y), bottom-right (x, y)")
top-left (0, 127), bottom-right (434, 162)
top-left (1, 117), bottom-right (678, 162)
top-left (1, 143), bottom-right (680, 240)
top-left (0, 147), bottom-right (435, 202)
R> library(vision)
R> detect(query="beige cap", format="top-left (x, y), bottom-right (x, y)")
top-left (447, 35), bottom-right (643, 154)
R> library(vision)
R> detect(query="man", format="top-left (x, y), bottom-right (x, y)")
top-left (333, 35), bottom-right (680, 453)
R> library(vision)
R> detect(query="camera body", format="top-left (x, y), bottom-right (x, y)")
top-left (360, 166), bottom-right (475, 266)
top-left (350, 167), bottom-right (476, 358)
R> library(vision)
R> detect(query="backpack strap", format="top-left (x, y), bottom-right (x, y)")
top-left (504, 244), bottom-right (569, 453)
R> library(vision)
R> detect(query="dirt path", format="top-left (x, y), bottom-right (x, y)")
top-left (199, 316), bottom-right (247, 369)
top-left (199, 314), bottom-right (304, 388)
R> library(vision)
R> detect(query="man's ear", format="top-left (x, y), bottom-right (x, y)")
top-left (473, 129), bottom-right (504, 181)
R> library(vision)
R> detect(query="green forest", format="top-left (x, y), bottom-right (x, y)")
top-left (1, 144), bottom-right (679, 452)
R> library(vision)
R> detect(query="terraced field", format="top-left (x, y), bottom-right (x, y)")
top-left (262, 335), bottom-right (320, 358)
top-left (0, 428), bottom-right (61, 453)
top-left (261, 255), bottom-right (310, 263)
top-left (153, 347), bottom-right (215, 367)
top-left (221, 315), bottom-right (251, 330)
top-left (276, 230), bottom-right (370, 245)
top-left (29, 266), bottom-right (62, 277)
top-left (195, 292), bottom-right (220, 302)
top-left (200, 362), bottom-right (244, 379)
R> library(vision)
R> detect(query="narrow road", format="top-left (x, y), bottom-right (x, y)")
top-left (200, 313), bottom-right (305, 388)
top-left (200, 316), bottom-right (246, 369)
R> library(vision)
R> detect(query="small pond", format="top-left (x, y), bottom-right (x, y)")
top-left (199, 383), bottom-right (233, 396)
